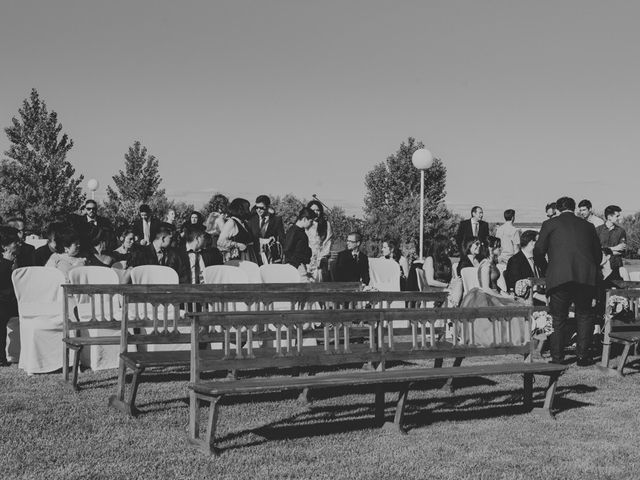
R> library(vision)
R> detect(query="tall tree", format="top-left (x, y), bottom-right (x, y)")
top-left (0, 89), bottom-right (84, 233)
top-left (103, 141), bottom-right (168, 229)
top-left (363, 137), bottom-right (459, 257)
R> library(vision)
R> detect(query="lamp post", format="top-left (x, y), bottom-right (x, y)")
top-left (411, 148), bottom-right (434, 262)
top-left (87, 179), bottom-right (99, 200)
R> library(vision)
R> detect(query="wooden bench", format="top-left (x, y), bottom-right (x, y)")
top-left (108, 289), bottom-right (449, 416)
top-left (62, 282), bottom-right (363, 390)
top-left (598, 288), bottom-right (640, 376)
top-left (187, 305), bottom-right (567, 455)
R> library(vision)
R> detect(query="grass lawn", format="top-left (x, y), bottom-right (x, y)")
top-left (2, 354), bottom-right (640, 480)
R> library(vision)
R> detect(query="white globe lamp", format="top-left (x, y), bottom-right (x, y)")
top-left (411, 149), bottom-right (434, 262)
top-left (87, 178), bottom-right (99, 200)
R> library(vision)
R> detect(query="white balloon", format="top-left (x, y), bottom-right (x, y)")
top-left (411, 149), bottom-right (434, 170)
top-left (87, 179), bottom-right (99, 191)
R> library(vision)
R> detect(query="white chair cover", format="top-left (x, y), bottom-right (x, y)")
top-left (68, 267), bottom-right (121, 371)
top-left (130, 265), bottom-right (179, 284)
top-left (368, 258), bottom-right (401, 292)
top-left (12, 267), bottom-right (68, 375)
top-left (130, 265), bottom-right (181, 352)
top-left (259, 264), bottom-right (301, 284)
top-left (225, 260), bottom-right (261, 283)
top-left (204, 265), bottom-right (249, 284)
top-left (629, 271), bottom-right (640, 282)
top-left (619, 266), bottom-right (631, 282)
top-left (460, 267), bottom-right (480, 294)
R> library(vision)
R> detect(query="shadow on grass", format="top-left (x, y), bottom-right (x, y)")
top-left (213, 382), bottom-right (595, 453)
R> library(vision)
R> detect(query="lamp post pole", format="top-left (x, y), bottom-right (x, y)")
top-left (411, 149), bottom-right (434, 262)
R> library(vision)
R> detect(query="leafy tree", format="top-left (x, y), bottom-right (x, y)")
top-left (271, 194), bottom-right (305, 231)
top-left (621, 212), bottom-right (640, 259)
top-left (363, 137), bottom-right (459, 258)
top-left (103, 141), bottom-right (168, 229)
top-left (0, 89), bottom-right (84, 234)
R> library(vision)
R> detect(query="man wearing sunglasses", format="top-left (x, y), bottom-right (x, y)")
top-left (76, 200), bottom-right (112, 254)
top-left (248, 195), bottom-right (285, 265)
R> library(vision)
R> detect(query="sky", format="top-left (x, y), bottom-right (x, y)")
top-left (1, 0), bottom-right (638, 223)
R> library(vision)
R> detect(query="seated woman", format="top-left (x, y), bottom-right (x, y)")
top-left (34, 222), bottom-right (64, 266)
top-left (111, 228), bottom-right (135, 266)
top-left (45, 228), bottom-right (86, 279)
top-left (459, 236), bottom-right (526, 346)
top-left (381, 239), bottom-right (409, 290)
top-left (456, 237), bottom-right (481, 277)
top-left (425, 235), bottom-right (462, 306)
top-left (85, 229), bottom-right (116, 267)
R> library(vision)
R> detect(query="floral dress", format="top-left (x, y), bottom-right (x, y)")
top-left (306, 221), bottom-right (333, 281)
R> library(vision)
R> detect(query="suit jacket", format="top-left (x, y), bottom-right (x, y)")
top-left (505, 250), bottom-right (547, 292)
top-left (0, 258), bottom-right (18, 317)
top-left (178, 247), bottom-right (224, 284)
top-left (533, 212), bottom-right (602, 291)
top-left (247, 213), bottom-right (285, 264)
top-left (15, 243), bottom-right (36, 268)
top-left (132, 218), bottom-right (162, 243)
top-left (456, 219), bottom-right (489, 252)
top-left (75, 215), bottom-right (113, 254)
top-left (128, 244), bottom-right (188, 282)
top-left (334, 249), bottom-right (370, 285)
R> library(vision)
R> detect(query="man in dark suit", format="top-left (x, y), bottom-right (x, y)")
top-left (6, 217), bottom-right (36, 267)
top-left (132, 204), bottom-right (161, 246)
top-left (505, 230), bottom-right (547, 303)
top-left (333, 232), bottom-right (369, 285)
top-left (179, 225), bottom-right (223, 284)
top-left (455, 206), bottom-right (489, 254)
top-left (74, 200), bottom-right (113, 254)
top-left (247, 195), bottom-right (285, 265)
top-left (534, 196), bottom-right (602, 366)
top-left (0, 226), bottom-right (20, 365)
top-left (129, 222), bottom-right (188, 281)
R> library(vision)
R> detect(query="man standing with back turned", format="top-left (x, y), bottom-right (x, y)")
top-left (534, 196), bottom-right (602, 366)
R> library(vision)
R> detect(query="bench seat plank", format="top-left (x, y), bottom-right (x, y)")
top-left (190, 363), bottom-right (567, 396)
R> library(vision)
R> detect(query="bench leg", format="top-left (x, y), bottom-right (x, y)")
top-left (601, 341), bottom-right (611, 369)
top-left (108, 364), bottom-right (143, 417)
top-left (63, 345), bottom-right (70, 382)
top-left (127, 367), bottom-right (145, 415)
top-left (188, 393), bottom-right (221, 456)
top-left (71, 346), bottom-right (82, 391)
top-left (532, 373), bottom-right (560, 419)
top-left (616, 343), bottom-right (632, 377)
top-left (523, 373), bottom-right (534, 411)
top-left (442, 357), bottom-right (464, 393)
top-left (382, 384), bottom-right (409, 435)
top-left (374, 386), bottom-right (385, 427)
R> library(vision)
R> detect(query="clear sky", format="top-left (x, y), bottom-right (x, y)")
top-left (1, 0), bottom-right (638, 223)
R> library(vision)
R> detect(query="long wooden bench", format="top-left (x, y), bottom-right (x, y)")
top-left (61, 282), bottom-right (363, 390)
top-left (108, 289), bottom-right (449, 416)
top-left (187, 305), bottom-right (567, 455)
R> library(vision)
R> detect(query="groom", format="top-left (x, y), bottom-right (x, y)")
top-left (533, 196), bottom-right (602, 366)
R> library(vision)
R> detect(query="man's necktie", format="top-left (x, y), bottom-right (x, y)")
top-left (157, 248), bottom-right (166, 266)
top-left (472, 222), bottom-right (478, 237)
top-left (528, 257), bottom-right (538, 277)
top-left (260, 218), bottom-right (267, 237)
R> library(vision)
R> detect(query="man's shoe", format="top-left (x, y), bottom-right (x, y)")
top-left (576, 357), bottom-right (595, 367)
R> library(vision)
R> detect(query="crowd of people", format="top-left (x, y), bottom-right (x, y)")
top-left (0, 193), bottom-right (632, 367)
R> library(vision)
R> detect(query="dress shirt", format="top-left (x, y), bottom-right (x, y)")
top-left (187, 250), bottom-right (205, 284)
top-left (143, 220), bottom-right (151, 243)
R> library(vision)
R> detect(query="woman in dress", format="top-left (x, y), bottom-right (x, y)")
top-left (381, 239), bottom-right (409, 290)
top-left (112, 228), bottom-right (135, 266)
top-left (217, 198), bottom-right (258, 263)
top-left (459, 236), bottom-right (526, 346)
top-left (45, 228), bottom-right (86, 279)
top-left (456, 237), bottom-right (481, 277)
top-left (204, 194), bottom-right (229, 248)
top-left (85, 229), bottom-right (116, 267)
top-left (284, 207), bottom-right (315, 281)
top-left (306, 200), bottom-right (333, 282)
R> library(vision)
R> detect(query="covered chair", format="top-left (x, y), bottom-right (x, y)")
top-left (68, 266), bottom-right (122, 371)
top-left (6, 316), bottom-right (20, 363)
top-left (130, 265), bottom-right (181, 352)
top-left (12, 267), bottom-right (68, 375)
top-left (225, 260), bottom-right (261, 283)
top-left (368, 258), bottom-right (401, 292)
top-left (259, 263), bottom-right (300, 284)
top-left (204, 265), bottom-right (249, 285)
top-left (460, 267), bottom-right (480, 294)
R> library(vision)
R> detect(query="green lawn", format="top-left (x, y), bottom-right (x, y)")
top-left (2, 356), bottom-right (640, 480)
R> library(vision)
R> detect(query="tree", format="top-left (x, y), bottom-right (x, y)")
top-left (0, 89), bottom-right (84, 234)
top-left (621, 212), bottom-right (640, 259)
top-left (363, 137), bottom-right (459, 257)
top-left (103, 141), bottom-right (168, 229)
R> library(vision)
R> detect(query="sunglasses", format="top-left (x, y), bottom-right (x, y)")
top-left (255, 206), bottom-right (266, 211)
top-left (86, 207), bottom-right (96, 211)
